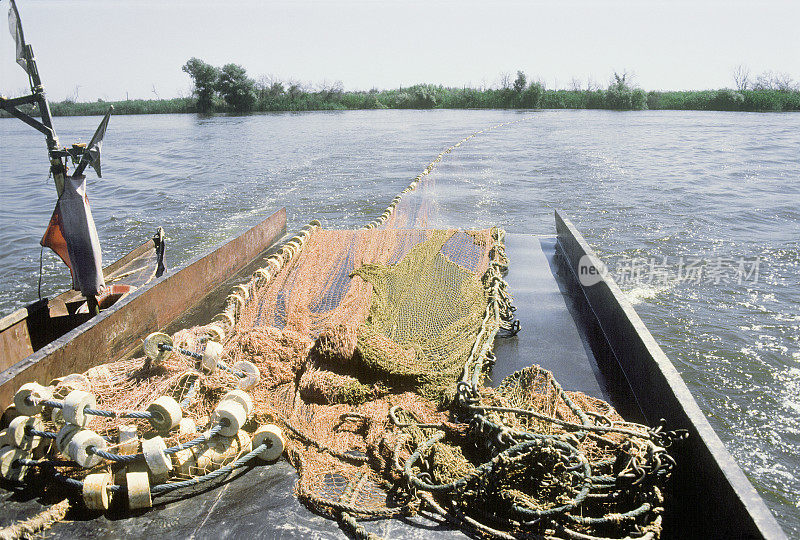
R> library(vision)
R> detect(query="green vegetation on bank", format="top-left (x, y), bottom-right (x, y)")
top-left (5, 64), bottom-right (800, 117)
top-left (48, 97), bottom-right (195, 116)
top-left (647, 89), bottom-right (800, 111)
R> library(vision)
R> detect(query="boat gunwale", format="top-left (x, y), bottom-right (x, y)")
top-left (0, 307), bottom-right (30, 334)
top-left (554, 209), bottom-right (786, 540)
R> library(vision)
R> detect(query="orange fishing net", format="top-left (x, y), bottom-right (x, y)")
top-left (61, 223), bottom-right (669, 539)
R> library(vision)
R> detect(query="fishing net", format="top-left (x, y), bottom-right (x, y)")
top-left (3, 122), bottom-right (681, 540)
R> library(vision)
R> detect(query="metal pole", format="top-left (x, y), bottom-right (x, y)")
top-left (22, 43), bottom-right (66, 196)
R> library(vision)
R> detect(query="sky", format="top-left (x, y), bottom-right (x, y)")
top-left (2, 0), bottom-right (799, 102)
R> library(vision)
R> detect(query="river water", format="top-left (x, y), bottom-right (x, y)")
top-left (1, 109), bottom-right (798, 534)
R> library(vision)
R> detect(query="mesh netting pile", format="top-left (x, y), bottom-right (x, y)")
top-left (2, 123), bottom-right (682, 540)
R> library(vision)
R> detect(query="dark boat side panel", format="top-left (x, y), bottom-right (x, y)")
top-left (554, 210), bottom-right (786, 540)
top-left (0, 208), bottom-right (286, 408)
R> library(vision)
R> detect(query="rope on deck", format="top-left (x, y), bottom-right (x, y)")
top-left (0, 498), bottom-right (69, 540)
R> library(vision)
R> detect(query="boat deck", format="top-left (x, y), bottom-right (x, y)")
top-left (494, 234), bottom-right (607, 396)
top-left (0, 226), bottom-right (785, 539)
top-left (2, 233), bottom-right (611, 539)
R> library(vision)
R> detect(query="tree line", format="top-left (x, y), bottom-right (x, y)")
top-left (5, 61), bottom-right (796, 118)
top-left (179, 60), bottom-right (800, 114)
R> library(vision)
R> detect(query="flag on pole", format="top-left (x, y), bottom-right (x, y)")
top-left (7, 0), bottom-right (29, 74)
top-left (41, 176), bottom-right (105, 297)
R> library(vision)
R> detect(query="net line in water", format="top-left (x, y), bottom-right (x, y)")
top-left (2, 118), bottom-right (684, 540)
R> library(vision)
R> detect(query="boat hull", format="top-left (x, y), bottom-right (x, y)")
top-left (0, 233), bottom-right (163, 373)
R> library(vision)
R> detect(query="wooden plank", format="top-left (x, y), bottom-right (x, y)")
top-left (554, 209), bottom-right (786, 540)
top-left (100, 233), bottom-right (158, 277)
top-left (0, 307), bottom-right (29, 333)
top-left (0, 317), bottom-right (34, 372)
top-left (0, 208), bottom-right (286, 407)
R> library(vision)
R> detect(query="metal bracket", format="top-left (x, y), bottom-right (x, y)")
top-left (153, 228), bottom-right (167, 278)
top-left (0, 96), bottom-right (54, 139)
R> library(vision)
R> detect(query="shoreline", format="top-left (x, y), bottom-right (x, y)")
top-left (3, 88), bottom-right (799, 118)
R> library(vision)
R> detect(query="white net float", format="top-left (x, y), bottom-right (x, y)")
top-left (143, 332), bottom-right (173, 365)
top-left (201, 341), bottom-right (224, 373)
top-left (118, 425), bottom-right (139, 455)
top-left (13, 382), bottom-right (53, 416)
top-left (178, 418), bottom-right (197, 437)
top-left (50, 373), bottom-right (91, 399)
top-left (211, 401), bottom-right (246, 437)
top-left (232, 360), bottom-right (260, 391)
top-left (265, 256), bottom-right (281, 273)
top-left (220, 389), bottom-right (253, 418)
top-left (206, 324), bottom-right (226, 343)
top-left (253, 268), bottom-right (271, 284)
top-left (173, 447), bottom-right (197, 476)
top-left (0, 445), bottom-right (28, 482)
top-left (126, 466), bottom-right (152, 510)
top-left (56, 424), bottom-right (81, 453)
top-left (192, 443), bottom-right (213, 473)
top-left (146, 396), bottom-right (183, 433)
top-left (85, 365), bottom-right (112, 381)
top-left (252, 424), bottom-right (285, 462)
top-left (58, 373), bottom-right (91, 388)
top-left (142, 436), bottom-right (172, 482)
top-left (206, 436), bottom-right (238, 468)
top-left (62, 389), bottom-right (96, 428)
top-left (232, 284), bottom-right (249, 301)
top-left (208, 430), bottom-right (251, 467)
top-left (8, 415), bottom-right (43, 450)
top-left (278, 246), bottom-right (293, 261)
top-left (1, 405), bottom-right (21, 428)
top-left (213, 310), bottom-right (236, 329)
top-left (82, 471), bottom-right (112, 511)
top-left (229, 291), bottom-right (246, 313)
top-left (66, 429), bottom-right (106, 468)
